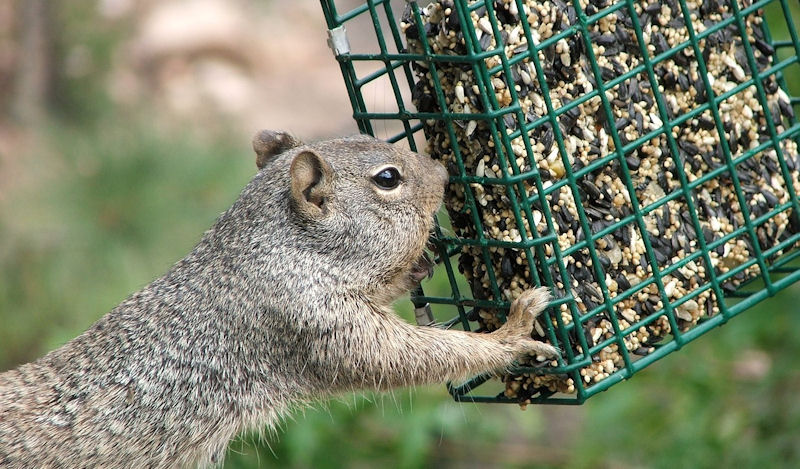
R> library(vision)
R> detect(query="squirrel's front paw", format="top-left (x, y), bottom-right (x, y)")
top-left (409, 251), bottom-right (434, 283)
top-left (498, 287), bottom-right (560, 359)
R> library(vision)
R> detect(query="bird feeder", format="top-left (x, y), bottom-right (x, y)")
top-left (319, 0), bottom-right (800, 404)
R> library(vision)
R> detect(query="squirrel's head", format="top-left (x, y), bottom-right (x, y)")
top-left (250, 130), bottom-right (447, 295)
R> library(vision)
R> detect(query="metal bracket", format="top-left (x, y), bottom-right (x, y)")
top-left (414, 302), bottom-right (436, 327)
top-left (327, 26), bottom-right (351, 56)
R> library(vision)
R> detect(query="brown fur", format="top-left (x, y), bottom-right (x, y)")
top-left (0, 132), bottom-right (557, 468)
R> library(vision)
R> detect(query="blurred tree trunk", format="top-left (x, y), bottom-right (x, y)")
top-left (0, 2), bottom-right (14, 117)
top-left (11, 0), bottom-right (53, 124)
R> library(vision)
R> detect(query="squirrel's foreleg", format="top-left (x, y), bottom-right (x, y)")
top-left (327, 287), bottom-right (559, 391)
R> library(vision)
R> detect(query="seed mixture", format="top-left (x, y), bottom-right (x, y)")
top-left (403, 0), bottom-right (800, 402)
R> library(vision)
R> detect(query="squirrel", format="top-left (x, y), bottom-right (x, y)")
top-left (0, 130), bottom-right (558, 468)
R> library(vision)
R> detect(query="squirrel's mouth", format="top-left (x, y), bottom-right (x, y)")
top-left (409, 249), bottom-right (434, 283)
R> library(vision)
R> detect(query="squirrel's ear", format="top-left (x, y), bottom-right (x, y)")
top-left (252, 130), bottom-right (301, 169)
top-left (290, 150), bottom-right (334, 217)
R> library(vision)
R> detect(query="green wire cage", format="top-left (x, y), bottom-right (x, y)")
top-left (319, 0), bottom-right (800, 404)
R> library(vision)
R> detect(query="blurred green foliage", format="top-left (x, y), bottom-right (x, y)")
top-left (1, 1), bottom-right (800, 468)
top-left (0, 117), bottom-right (255, 367)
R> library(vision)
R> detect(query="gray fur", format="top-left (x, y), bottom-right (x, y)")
top-left (0, 132), bottom-right (557, 468)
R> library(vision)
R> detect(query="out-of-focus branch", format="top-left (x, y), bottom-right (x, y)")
top-left (11, 0), bottom-right (52, 124)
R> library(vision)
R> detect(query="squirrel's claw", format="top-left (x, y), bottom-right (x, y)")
top-left (410, 251), bottom-right (434, 283)
top-left (520, 340), bottom-right (560, 359)
top-left (498, 287), bottom-right (560, 361)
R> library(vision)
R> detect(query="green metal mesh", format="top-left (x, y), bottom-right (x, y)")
top-left (319, 0), bottom-right (800, 404)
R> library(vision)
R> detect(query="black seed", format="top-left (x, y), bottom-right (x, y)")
top-left (566, 103), bottom-right (580, 120)
top-left (446, 11), bottom-right (460, 30)
top-left (639, 12), bottom-right (652, 28)
top-left (764, 78), bottom-right (779, 94)
top-left (699, 150), bottom-right (717, 169)
top-left (674, 49), bottom-right (690, 67)
top-left (762, 189), bottom-right (779, 206)
top-left (657, 212), bottom-right (669, 235)
top-left (499, 30), bottom-right (510, 46)
top-left (567, 6), bottom-right (577, 25)
top-left (585, 206), bottom-right (605, 219)
top-left (494, 0), bottom-right (517, 24)
top-left (629, 77), bottom-right (643, 102)
top-left (669, 17), bottom-right (684, 29)
top-left (729, 135), bottom-right (739, 154)
top-left (617, 273), bottom-right (631, 290)
top-left (700, 0), bottom-right (719, 15)
top-left (677, 73), bottom-right (690, 91)
top-left (574, 265), bottom-right (590, 282)
top-left (766, 156), bottom-right (779, 173)
top-left (573, 225), bottom-right (585, 242)
top-left (635, 111), bottom-right (644, 134)
top-left (698, 116), bottom-right (715, 130)
top-left (472, 276), bottom-right (486, 299)
top-left (779, 97), bottom-right (795, 118)
top-left (654, 247), bottom-right (668, 263)
top-left (615, 26), bottom-right (631, 44)
top-left (513, 43), bottom-right (530, 55)
top-left (503, 113), bottom-right (517, 130)
top-left (404, 23), bottom-right (420, 41)
top-left (662, 70), bottom-right (676, 88)
top-left (694, 79), bottom-right (707, 103)
top-left (480, 33), bottom-right (493, 51)
top-left (501, 255), bottom-right (514, 277)
top-left (754, 37), bottom-right (774, 57)
top-left (585, 283), bottom-right (603, 303)
top-left (601, 185), bottom-right (614, 202)
top-left (542, 127), bottom-right (554, 153)
top-left (653, 32), bottom-right (669, 54)
top-left (679, 139), bottom-right (700, 156)
top-left (413, 82), bottom-right (437, 113)
top-left (584, 180), bottom-right (603, 199)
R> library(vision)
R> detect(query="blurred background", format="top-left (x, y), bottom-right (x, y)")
top-left (1, 0), bottom-right (799, 467)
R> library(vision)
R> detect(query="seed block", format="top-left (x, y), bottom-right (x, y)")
top-left (402, 0), bottom-right (800, 402)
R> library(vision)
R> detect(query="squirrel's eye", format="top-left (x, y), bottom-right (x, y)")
top-left (372, 167), bottom-right (402, 190)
